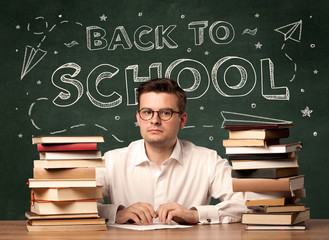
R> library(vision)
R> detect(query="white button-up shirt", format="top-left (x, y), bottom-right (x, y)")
top-left (96, 139), bottom-right (248, 224)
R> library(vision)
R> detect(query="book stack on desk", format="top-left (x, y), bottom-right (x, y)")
top-left (223, 124), bottom-right (310, 230)
top-left (26, 136), bottom-right (107, 232)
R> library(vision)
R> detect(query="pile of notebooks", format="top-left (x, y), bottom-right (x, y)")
top-left (26, 136), bottom-right (107, 232)
top-left (223, 123), bottom-right (310, 230)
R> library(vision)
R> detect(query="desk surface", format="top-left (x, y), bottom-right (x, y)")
top-left (0, 220), bottom-right (328, 240)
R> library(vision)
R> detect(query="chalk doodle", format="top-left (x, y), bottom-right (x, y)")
top-left (242, 28), bottom-right (257, 36)
top-left (275, 20), bottom-right (302, 82)
top-left (21, 16), bottom-right (84, 79)
top-left (301, 106), bottom-right (313, 117)
top-left (220, 111), bottom-right (292, 127)
top-left (21, 46), bottom-right (47, 80)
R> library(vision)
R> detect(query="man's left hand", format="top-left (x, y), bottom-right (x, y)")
top-left (156, 202), bottom-right (199, 225)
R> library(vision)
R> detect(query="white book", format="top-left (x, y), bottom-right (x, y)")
top-left (29, 179), bottom-right (97, 188)
top-left (39, 151), bottom-right (102, 160)
top-left (225, 142), bottom-right (302, 154)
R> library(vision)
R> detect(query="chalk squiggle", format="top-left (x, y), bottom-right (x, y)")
top-left (242, 28), bottom-right (258, 36)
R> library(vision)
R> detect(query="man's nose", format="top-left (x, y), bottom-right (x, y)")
top-left (150, 111), bottom-right (161, 124)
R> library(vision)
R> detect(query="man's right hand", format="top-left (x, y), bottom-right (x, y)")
top-left (115, 202), bottom-right (157, 225)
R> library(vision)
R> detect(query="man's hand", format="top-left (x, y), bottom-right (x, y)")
top-left (156, 202), bottom-right (199, 225)
top-left (115, 202), bottom-right (157, 225)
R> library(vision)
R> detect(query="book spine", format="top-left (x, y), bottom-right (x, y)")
top-left (37, 143), bottom-right (98, 152)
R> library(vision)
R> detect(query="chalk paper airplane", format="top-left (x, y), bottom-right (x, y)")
top-left (274, 20), bottom-right (302, 43)
top-left (220, 111), bottom-right (292, 127)
top-left (21, 45), bottom-right (47, 79)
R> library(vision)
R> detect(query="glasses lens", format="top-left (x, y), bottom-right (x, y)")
top-left (159, 109), bottom-right (172, 120)
top-left (140, 109), bottom-right (153, 120)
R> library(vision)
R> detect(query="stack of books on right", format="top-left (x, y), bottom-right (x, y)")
top-left (223, 123), bottom-right (310, 230)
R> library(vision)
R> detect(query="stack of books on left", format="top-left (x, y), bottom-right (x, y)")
top-left (223, 124), bottom-right (310, 230)
top-left (26, 136), bottom-right (107, 232)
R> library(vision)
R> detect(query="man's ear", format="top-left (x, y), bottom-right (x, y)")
top-left (136, 111), bottom-right (141, 127)
top-left (179, 112), bottom-right (187, 129)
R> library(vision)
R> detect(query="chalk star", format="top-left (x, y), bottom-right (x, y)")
top-left (301, 106), bottom-right (313, 117)
top-left (255, 42), bottom-right (263, 49)
top-left (200, 106), bottom-right (204, 110)
top-left (134, 122), bottom-right (138, 127)
top-left (313, 69), bottom-right (318, 74)
top-left (100, 14), bottom-right (108, 21)
top-left (255, 13), bottom-right (260, 18)
top-left (37, 80), bottom-right (42, 85)
top-left (18, 133), bottom-right (23, 138)
top-left (204, 51), bottom-right (209, 55)
top-left (16, 25), bottom-right (21, 29)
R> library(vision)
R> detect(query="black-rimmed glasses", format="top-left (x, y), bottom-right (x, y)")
top-left (138, 108), bottom-right (182, 121)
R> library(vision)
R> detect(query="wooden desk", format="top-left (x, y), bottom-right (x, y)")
top-left (0, 220), bottom-right (328, 240)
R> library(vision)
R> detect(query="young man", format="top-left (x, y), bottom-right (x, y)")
top-left (96, 78), bottom-right (248, 225)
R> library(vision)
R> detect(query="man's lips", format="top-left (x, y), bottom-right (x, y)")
top-left (147, 128), bottom-right (163, 133)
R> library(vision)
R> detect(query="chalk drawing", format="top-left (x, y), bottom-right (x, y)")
top-left (242, 28), bottom-right (258, 36)
top-left (261, 58), bottom-right (290, 100)
top-left (112, 134), bottom-right (124, 143)
top-left (99, 14), bottom-right (107, 21)
top-left (255, 42), bottom-right (262, 49)
top-left (21, 15), bottom-right (84, 79)
top-left (166, 59), bottom-right (210, 99)
top-left (275, 20), bottom-right (302, 43)
top-left (21, 46), bottom-right (47, 80)
top-left (275, 20), bottom-right (302, 82)
top-left (301, 106), bottom-right (313, 117)
top-left (211, 56), bottom-right (256, 97)
top-left (220, 111), bottom-right (292, 127)
top-left (64, 41), bottom-right (79, 48)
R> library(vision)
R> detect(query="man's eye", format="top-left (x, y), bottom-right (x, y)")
top-left (143, 110), bottom-right (152, 115)
top-left (161, 110), bottom-right (172, 116)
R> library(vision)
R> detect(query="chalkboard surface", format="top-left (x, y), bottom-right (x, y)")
top-left (1, 0), bottom-right (328, 220)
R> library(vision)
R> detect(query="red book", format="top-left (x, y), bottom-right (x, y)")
top-left (37, 143), bottom-right (97, 152)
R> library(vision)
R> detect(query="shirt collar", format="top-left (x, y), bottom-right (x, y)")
top-left (134, 139), bottom-right (183, 166)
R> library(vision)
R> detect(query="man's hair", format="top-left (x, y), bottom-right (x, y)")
top-left (137, 78), bottom-right (187, 112)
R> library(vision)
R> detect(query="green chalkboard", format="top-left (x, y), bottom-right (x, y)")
top-left (1, 0), bottom-right (329, 220)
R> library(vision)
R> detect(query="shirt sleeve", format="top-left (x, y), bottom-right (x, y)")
top-left (194, 154), bottom-right (250, 224)
top-left (96, 162), bottom-right (122, 224)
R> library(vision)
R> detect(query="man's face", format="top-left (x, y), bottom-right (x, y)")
top-left (136, 92), bottom-right (187, 148)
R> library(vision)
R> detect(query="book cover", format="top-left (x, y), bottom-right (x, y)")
top-left (33, 168), bottom-right (96, 179)
top-left (245, 223), bottom-right (306, 230)
top-left (228, 128), bottom-right (290, 140)
top-left (29, 179), bottom-right (97, 188)
top-left (25, 212), bottom-right (100, 220)
top-left (28, 218), bottom-right (105, 226)
top-left (39, 150), bottom-right (102, 160)
top-left (241, 208), bottom-right (310, 225)
top-left (31, 186), bottom-right (103, 201)
top-left (32, 136), bottom-right (104, 144)
top-left (33, 159), bottom-right (105, 169)
top-left (231, 158), bottom-right (299, 170)
top-left (224, 123), bottom-right (294, 131)
top-left (225, 142), bottom-right (303, 155)
top-left (228, 152), bottom-right (294, 161)
top-left (265, 204), bottom-right (306, 213)
top-left (30, 200), bottom-right (99, 215)
top-left (232, 175), bottom-right (304, 193)
top-left (231, 168), bottom-right (299, 178)
top-left (26, 222), bottom-right (107, 231)
top-left (223, 138), bottom-right (280, 147)
top-left (37, 143), bottom-right (98, 152)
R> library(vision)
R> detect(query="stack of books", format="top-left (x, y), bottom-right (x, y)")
top-left (26, 136), bottom-right (107, 232)
top-left (223, 124), bottom-right (310, 230)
